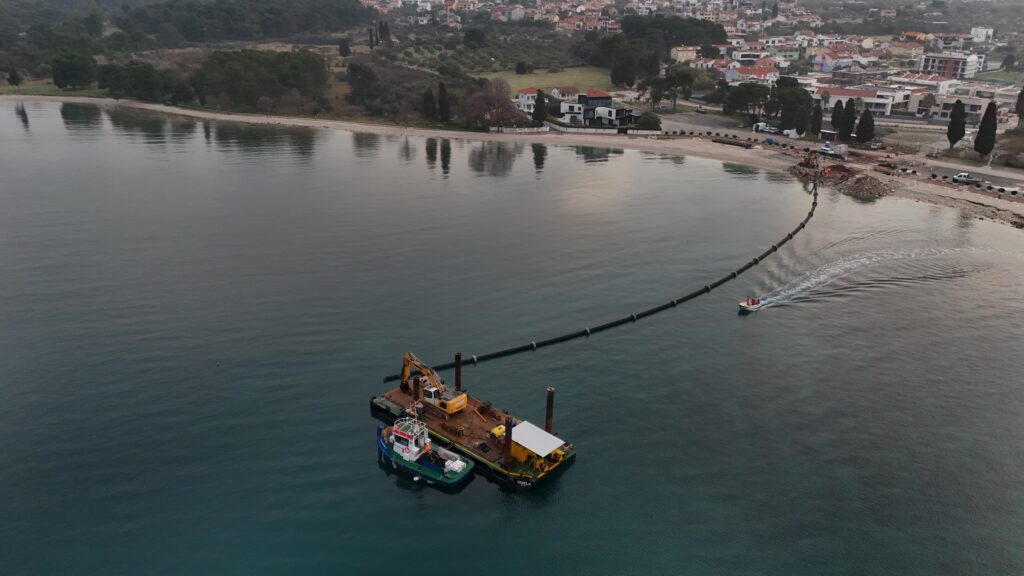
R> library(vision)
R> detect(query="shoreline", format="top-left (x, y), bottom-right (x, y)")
top-left (5, 94), bottom-right (1024, 229)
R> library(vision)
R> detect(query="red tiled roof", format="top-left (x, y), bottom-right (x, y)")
top-left (518, 87), bottom-right (538, 95)
top-left (586, 89), bottom-right (610, 97)
top-left (556, 86), bottom-right (580, 94)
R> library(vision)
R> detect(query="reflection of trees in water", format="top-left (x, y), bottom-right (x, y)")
top-left (764, 170), bottom-right (794, 184)
top-left (573, 146), bottom-right (623, 163)
top-left (352, 132), bottom-right (381, 158)
top-left (399, 137), bottom-right (416, 163)
top-left (426, 138), bottom-right (437, 169)
top-left (168, 119), bottom-right (197, 140)
top-left (440, 139), bottom-right (451, 176)
top-left (60, 103), bottom-right (102, 130)
top-left (15, 102), bottom-right (29, 131)
top-left (639, 151), bottom-right (685, 166)
top-left (468, 141), bottom-right (524, 177)
top-left (202, 121), bottom-right (212, 144)
top-left (721, 162), bottom-right (759, 178)
top-left (106, 107), bottom-right (167, 145)
top-left (213, 122), bottom-right (317, 159)
top-left (532, 143), bottom-right (547, 173)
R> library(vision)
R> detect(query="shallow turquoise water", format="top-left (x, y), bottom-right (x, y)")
top-left (2, 102), bottom-right (1024, 575)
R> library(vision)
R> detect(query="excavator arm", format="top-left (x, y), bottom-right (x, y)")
top-left (400, 352), bottom-right (446, 393)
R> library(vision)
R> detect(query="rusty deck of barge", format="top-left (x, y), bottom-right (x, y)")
top-left (371, 386), bottom-right (574, 487)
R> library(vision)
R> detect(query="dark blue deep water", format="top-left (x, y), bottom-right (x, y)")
top-left (2, 101), bottom-right (1023, 575)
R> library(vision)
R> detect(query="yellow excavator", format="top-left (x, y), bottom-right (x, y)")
top-left (399, 352), bottom-right (468, 415)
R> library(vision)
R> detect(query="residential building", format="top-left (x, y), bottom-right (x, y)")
top-left (670, 45), bottom-right (699, 63)
top-left (514, 88), bottom-right (538, 114)
top-left (919, 52), bottom-right (983, 80)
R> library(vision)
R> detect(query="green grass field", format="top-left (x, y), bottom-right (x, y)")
top-left (974, 69), bottom-right (1024, 86)
top-left (0, 79), bottom-right (108, 98)
top-left (484, 66), bottom-right (613, 93)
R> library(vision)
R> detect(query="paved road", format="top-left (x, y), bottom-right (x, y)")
top-left (925, 164), bottom-right (1023, 189)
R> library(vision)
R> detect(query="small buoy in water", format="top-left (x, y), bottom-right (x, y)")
top-left (413, 476), bottom-right (421, 482)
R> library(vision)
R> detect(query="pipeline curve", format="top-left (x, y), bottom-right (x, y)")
top-left (383, 180), bottom-right (820, 382)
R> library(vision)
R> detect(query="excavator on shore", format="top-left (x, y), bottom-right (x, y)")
top-left (399, 352), bottom-right (468, 416)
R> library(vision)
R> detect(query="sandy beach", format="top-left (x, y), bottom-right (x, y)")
top-left (5, 94), bottom-right (1023, 229)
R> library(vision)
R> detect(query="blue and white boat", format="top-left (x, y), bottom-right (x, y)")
top-left (377, 417), bottom-right (474, 488)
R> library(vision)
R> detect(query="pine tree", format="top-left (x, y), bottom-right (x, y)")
top-left (973, 101), bottom-right (997, 157)
top-left (855, 109), bottom-right (875, 143)
top-left (810, 101), bottom-right (822, 135)
top-left (422, 88), bottom-right (436, 119)
top-left (7, 64), bottom-right (21, 87)
top-left (368, 28), bottom-right (376, 49)
top-left (947, 99), bottom-right (966, 149)
top-left (338, 38), bottom-right (351, 57)
top-left (533, 89), bottom-right (547, 123)
top-left (437, 82), bottom-right (450, 123)
top-left (771, 2), bottom-right (778, 18)
top-left (830, 99), bottom-right (844, 131)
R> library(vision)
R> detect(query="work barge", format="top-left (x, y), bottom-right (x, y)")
top-left (370, 352), bottom-right (575, 488)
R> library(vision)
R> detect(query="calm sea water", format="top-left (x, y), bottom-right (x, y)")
top-left (2, 101), bottom-right (1024, 575)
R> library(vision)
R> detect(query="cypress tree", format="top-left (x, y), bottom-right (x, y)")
top-left (973, 102), bottom-right (997, 157)
top-left (838, 98), bottom-right (857, 141)
top-left (1015, 85), bottom-right (1024, 128)
top-left (533, 89), bottom-right (547, 123)
top-left (810, 101), bottom-right (822, 135)
top-left (422, 88), bottom-right (436, 119)
top-left (830, 99), bottom-right (844, 131)
top-left (947, 99), bottom-right (965, 149)
top-left (437, 82), bottom-right (450, 123)
top-left (855, 109), bottom-right (875, 143)
top-left (7, 64), bottom-right (22, 87)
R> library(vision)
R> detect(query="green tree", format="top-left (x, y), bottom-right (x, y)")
top-left (723, 82), bottom-right (770, 118)
top-left (156, 22), bottom-right (187, 48)
top-left (637, 111), bottom-right (661, 130)
top-left (774, 84), bottom-right (813, 133)
top-left (1003, 53), bottom-right (1017, 71)
top-left (338, 38), bottom-right (351, 57)
top-left (438, 82), bottom-right (450, 123)
top-left (346, 62), bottom-right (378, 105)
top-left (423, 87), bottom-right (436, 118)
top-left (810, 101), bottom-right (822, 135)
top-left (7, 64), bottom-right (22, 87)
top-left (771, 2), bottom-right (779, 18)
top-left (464, 28), bottom-right (486, 49)
top-left (698, 44), bottom-right (720, 59)
top-left (973, 101), bottom-right (997, 157)
top-left (838, 98), bottom-right (857, 141)
top-left (920, 92), bottom-right (936, 116)
top-left (533, 89), bottom-right (547, 123)
top-left (855, 109), bottom-right (875, 143)
top-left (515, 61), bottom-right (530, 74)
top-left (830, 99), bottom-right (843, 130)
top-left (947, 99), bottom-right (965, 149)
top-left (51, 53), bottom-right (97, 89)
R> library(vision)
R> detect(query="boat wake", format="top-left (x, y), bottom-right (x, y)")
top-left (753, 248), bottom-right (975, 309)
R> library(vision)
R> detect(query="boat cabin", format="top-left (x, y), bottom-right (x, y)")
top-left (390, 418), bottom-right (431, 463)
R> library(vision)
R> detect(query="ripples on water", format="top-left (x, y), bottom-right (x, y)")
top-left (2, 102), bottom-right (1024, 576)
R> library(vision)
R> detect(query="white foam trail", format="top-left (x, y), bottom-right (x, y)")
top-left (757, 248), bottom-right (959, 308)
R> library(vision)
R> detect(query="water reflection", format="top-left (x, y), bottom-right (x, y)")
top-left (213, 122), bottom-right (317, 160)
top-left (468, 141), bottom-right (524, 177)
top-left (399, 137), bottom-right (416, 163)
top-left (426, 138), bottom-right (437, 169)
top-left (531, 143), bottom-right (546, 173)
top-left (764, 170), bottom-right (795, 184)
top-left (106, 107), bottom-right (168, 146)
top-left (722, 162), bottom-right (759, 178)
top-left (440, 139), bottom-right (451, 176)
top-left (14, 102), bottom-right (29, 131)
top-left (60, 103), bottom-right (102, 130)
top-left (353, 132), bottom-right (381, 158)
top-left (573, 146), bottom-right (623, 163)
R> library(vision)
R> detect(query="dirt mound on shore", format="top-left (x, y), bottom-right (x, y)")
top-left (836, 173), bottom-right (893, 199)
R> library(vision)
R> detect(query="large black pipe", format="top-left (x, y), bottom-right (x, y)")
top-left (379, 180), bottom-right (819, 384)
top-left (412, 377), bottom-right (420, 402)
top-left (545, 387), bottom-right (555, 433)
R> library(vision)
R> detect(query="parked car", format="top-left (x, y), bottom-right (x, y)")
top-left (953, 172), bottom-right (982, 185)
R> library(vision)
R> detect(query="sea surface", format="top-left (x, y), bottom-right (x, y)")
top-left (2, 101), bottom-right (1023, 575)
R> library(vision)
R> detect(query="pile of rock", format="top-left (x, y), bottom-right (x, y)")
top-left (836, 173), bottom-right (894, 199)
